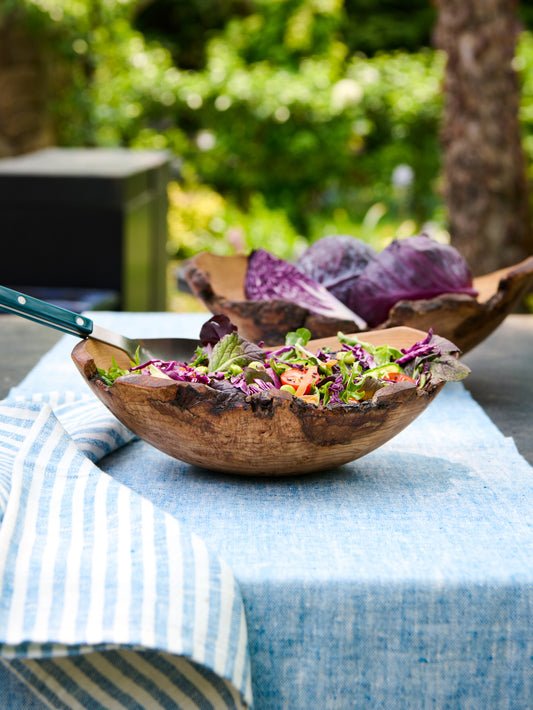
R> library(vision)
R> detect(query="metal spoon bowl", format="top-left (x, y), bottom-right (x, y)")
top-left (0, 286), bottom-right (200, 363)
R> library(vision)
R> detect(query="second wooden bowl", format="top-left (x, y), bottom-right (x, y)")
top-left (183, 252), bottom-right (533, 352)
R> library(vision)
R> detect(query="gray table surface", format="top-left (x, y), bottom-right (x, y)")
top-left (0, 313), bottom-right (531, 465)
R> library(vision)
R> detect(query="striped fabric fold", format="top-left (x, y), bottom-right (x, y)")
top-left (0, 396), bottom-right (252, 709)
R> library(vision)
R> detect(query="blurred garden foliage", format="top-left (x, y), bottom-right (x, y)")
top-left (3, 0), bottom-right (533, 261)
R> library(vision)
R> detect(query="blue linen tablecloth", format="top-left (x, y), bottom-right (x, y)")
top-left (1, 311), bottom-right (532, 709)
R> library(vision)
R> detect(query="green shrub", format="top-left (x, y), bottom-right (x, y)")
top-left (136, 23), bottom-right (446, 238)
top-left (167, 181), bottom-right (306, 260)
top-left (4, 1), bottom-right (533, 262)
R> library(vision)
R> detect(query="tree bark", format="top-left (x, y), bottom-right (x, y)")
top-left (434, 0), bottom-right (533, 275)
top-left (0, 17), bottom-right (56, 158)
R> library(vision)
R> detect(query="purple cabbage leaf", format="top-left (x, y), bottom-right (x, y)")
top-left (244, 249), bottom-right (367, 328)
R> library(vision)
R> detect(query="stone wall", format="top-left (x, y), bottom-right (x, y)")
top-left (0, 17), bottom-right (56, 157)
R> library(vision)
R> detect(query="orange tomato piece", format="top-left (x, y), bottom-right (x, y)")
top-left (298, 392), bottom-right (320, 405)
top-left (320, 358), bottom-right (339, 368)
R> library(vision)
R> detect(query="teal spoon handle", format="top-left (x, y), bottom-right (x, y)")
top-left (0, 285), bottom-right (94, 337)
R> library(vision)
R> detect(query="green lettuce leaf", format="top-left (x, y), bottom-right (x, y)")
top-left (208, 332), bottom-right (266, 372)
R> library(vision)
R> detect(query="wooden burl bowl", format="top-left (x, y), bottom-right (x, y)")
top-left (183, 252), bottom-right (533, 352)
top-left (72, 327), bottom-right (448, 476)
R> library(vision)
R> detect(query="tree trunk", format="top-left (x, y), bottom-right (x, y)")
top-left (434, 0), bottom-right (533, 275)
top-left (0, 16), bottom-right (56, 158)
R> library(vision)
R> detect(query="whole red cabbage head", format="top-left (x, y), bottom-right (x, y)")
top-left (295, 235), bottom-right (377, 308)
top-left (350, 234), bottom-right (478, 327)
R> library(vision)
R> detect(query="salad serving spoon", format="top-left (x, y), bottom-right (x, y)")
top-left (0, 285), bottom-right (201, 363)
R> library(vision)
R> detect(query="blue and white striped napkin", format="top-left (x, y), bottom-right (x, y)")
top-left (0, 393), bottom-right (252, 709)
